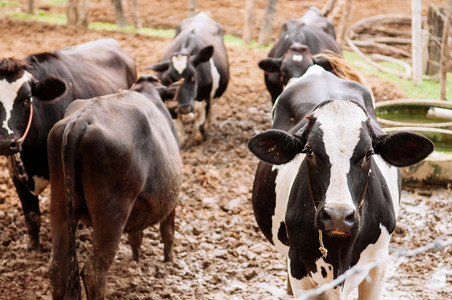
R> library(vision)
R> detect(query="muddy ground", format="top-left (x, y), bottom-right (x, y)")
top-left (0, 1), bottom-right (451, 299)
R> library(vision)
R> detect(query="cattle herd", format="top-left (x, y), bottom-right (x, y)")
top-left (0, 8), bottom-right (435, 300)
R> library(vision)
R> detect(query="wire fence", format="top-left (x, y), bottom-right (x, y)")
top-left (294, 238), bottom-right (452, 300)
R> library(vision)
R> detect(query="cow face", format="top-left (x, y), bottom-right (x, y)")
top-left (258, 44), bottom-right (314, 88)
top-left (248, 100), bottom-right (433, 237)
top-left (0, 58), bottom-right (67, 154)
top-left (146, 45), bottom-right (214, 115)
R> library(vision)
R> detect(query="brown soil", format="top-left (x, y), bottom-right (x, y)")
top-left (0, 1), bottom-right (451, 299)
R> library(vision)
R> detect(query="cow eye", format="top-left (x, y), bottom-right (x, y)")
top-left (302, 145), bottom-right (313, 157)
top-left (365, 148), bottom-right (374, 161)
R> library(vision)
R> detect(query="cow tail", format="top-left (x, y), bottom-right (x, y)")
top-left (61, 114), bottom-right (86, 297)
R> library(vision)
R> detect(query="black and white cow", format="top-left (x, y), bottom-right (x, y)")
top-left (0, 38), bottom-right (137, 249)
top-left (146, 11), bottom-right (229, 144)
top-left (258, 7), bottom-right (341, 102)
top-left (47, 75), bottom-right (181, 300)
top-left (248, 65), bottom-right (434, 298)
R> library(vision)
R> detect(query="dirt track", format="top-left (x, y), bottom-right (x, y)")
top-left (0, 1), bottom-right (451, 299)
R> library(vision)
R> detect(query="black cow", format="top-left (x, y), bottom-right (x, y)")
top-left (258, 7), bottom-right (341, 102)
top-left (47, 75), bottom-right (181, 300)
top-left (248, 64), bottom-right (433, 298)
top-left (0, 38), bottom-right (137, 249)
top-left (146, 11), bottom-right (229, 144)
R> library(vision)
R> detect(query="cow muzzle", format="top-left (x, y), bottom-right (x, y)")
top-left (0, 138), bottom-right (22, 155)
top-left (175, 104), bottom-right (194, 115)
top-left (316, 205), bottom-right (358, 235)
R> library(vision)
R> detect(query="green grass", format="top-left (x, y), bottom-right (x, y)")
top-left (43, 0), bottom-right (66, 5)
top-left (9, 10), bottom-right (66, 25)
top-left (344, 51), bottom-right (452, 101)
top-left (0, 1), bottom-right (20, 7)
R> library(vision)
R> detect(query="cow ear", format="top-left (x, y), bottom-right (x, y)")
top-left (157, 81), bottom-right (181, 101)
top-left (193, 45), bottom-right (214, 66)
top-left (313, 56), bottom-right (333, 72)
top-left (248, 129), bottom-right (305, 165)
top-left (258, 57), bottom-right (283, 73)
top-left (145, 60), bottom-right (170, 72)
top-left (373, 131), bottom-right (434, 167)
top-left (32, 76), bottom-right (67, 101)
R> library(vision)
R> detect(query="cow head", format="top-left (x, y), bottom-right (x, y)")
top-left (258, 44), bottom-right (316, 88)
top-left (146, 45), bottom-right (214, 114)
top-left (249, 100), bottom-right (433, 237)
top-left (0, 58), bottom-right (67, 154)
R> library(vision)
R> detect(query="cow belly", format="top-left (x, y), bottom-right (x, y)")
top-left (31, 175), bottom-right (49, 196)
top-left (124, 191), bottom-right (178, 233)
top-left (209, 58), bottom-right (221, 99)
top-left (271, 153), bottom-right (305, 256)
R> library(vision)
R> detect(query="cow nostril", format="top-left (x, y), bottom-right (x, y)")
top-left (345, 212), bottom-right (356, 223)
top-left (321, 210), bottom-right (331, 221)
top-left (9, 141), bottom-right (21, 152)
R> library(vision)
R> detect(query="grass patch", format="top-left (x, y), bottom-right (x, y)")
top-left (9, 10), bottom-right (66, 25)
top-left (344, 51), bottom-right (452, 101)
top-left (224, 35), bottom-right (272, 49)
top-left (0, 0), bottom-right (20, 7)
top-left (43, 0), bottom-right (66, 5)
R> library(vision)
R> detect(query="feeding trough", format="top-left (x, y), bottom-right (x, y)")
top-left (375, 99), bottom-right (452, 186)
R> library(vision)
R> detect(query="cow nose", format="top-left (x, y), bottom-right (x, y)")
top-left (9, 140), bottom-right (22, 152)
top-left (317, 206), bottom-right (357, 234)
top-left (176, 104), bottom-right (194, 114)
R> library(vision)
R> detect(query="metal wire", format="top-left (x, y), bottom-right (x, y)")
top-left (294, 238), bottom-right (452, 300)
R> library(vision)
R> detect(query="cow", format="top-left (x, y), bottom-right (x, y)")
top-left (248, 63), bottom-right (434, 298)
top-left (146, 11), bottom-right (229, 145)
top-left (47, 75), bottom-right (182, 300)
top-left (0, 38), bottom-right (137, 249)
top-left (258, 6), bottom-right (342, 103)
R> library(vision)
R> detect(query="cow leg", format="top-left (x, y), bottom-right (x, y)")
top-left (358, 263), bottom-right (387, 300)
top-left (12, 177), bottom-right (41, 250)
top-left (48, 159), bottom-right (82, 300)
top-left (286, 270), bottom-right (293, 295)
top-left (81, 224), bottom-right (124, 300)
top-left (128, 230), bottom-right (143, 261)
top-left (160, 207), bottom-right (176, 262)
top-left (193, 101), bottom-right (207, 143)
top-left (173, 117), bottom-right (187, 147)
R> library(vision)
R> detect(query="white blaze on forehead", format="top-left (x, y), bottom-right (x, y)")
top-left (0, 71), bottom-right (33, 132)
top-left (292, 54), bottom-right (303, 62)
top-left (313, 101), bottom-right (368, 209)
top-left (171, 55), bottom-right (188, 74)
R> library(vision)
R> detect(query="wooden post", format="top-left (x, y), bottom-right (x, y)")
top-left (258, 0), bottom-right (278, 46)
top-left (242, 0), bottom-right (256, 43)
top-left (426, 6), bottom-right (446, 76)
top-left (27, 0), bottom-right (34, 15)
top-left (440, 0), bottom-right (451, 100)
top-left (130, 0), bottom-right (142, 29)
top-left (411, 0), bottom-right (422, 85)
top-left (188, 0), bottom-right (197, 17)
top-left (336, 0), bottom-right (352, 47)
top-left (111, 0), bottom-right (128, 28)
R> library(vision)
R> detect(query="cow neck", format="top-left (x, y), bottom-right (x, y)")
top-left (16, 103), bottom-right (33, 145)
